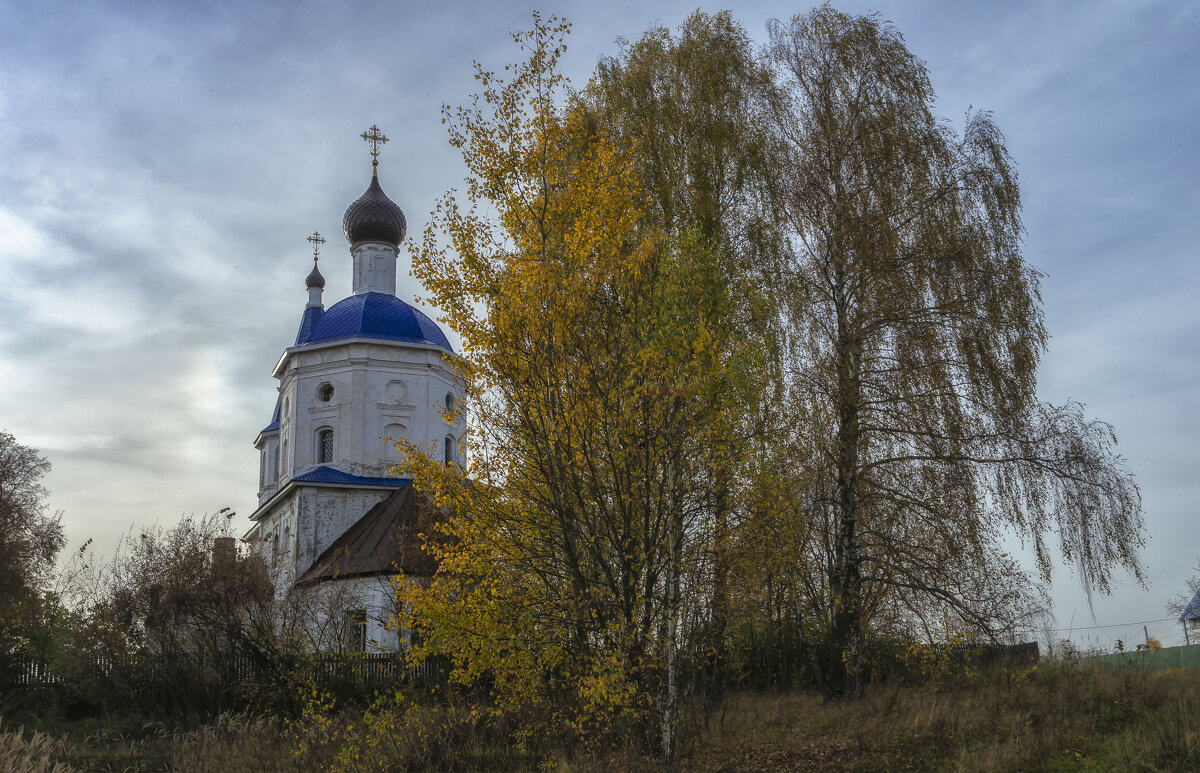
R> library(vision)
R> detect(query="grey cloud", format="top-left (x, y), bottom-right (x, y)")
top-left (2, 0), bottom-right (1197, 646)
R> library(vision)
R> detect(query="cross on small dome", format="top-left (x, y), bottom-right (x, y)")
top-left (305, 230), bottom-right (326, 290)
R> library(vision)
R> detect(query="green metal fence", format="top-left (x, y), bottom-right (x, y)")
top-left (1089, 643), bottom-right (1200, 671)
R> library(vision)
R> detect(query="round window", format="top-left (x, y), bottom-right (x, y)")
top-left (317, 383), bottom-right (334, 402)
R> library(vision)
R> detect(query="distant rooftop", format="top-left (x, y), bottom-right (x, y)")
top-left (1182, 588), bottom-right (1200, 622)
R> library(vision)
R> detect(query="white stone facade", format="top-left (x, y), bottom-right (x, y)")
top-left (257, 339), bottom-right (460, 501)
top-left (352, 240), bottom-right (398, 295)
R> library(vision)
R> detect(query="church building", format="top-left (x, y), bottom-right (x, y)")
top-left (243, 127), bottom-right (458, 651)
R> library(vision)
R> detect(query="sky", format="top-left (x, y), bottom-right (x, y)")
top-left (1, 0), bottom-right (1196, 650)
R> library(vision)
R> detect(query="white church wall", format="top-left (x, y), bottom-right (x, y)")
top-left (256, 434), bottom-right (281, 503)
top-left (289, 576), bottom-right (404, 653)
top-left (351, 241), bottom-right (399, 295)
top-left (274, 340), bottom-right (462, 479)
top-left (251, 485), bottom-right (392, 584)
top-left (300, 487), bottom-right (391, 565)
top-left (250, 496), bottom-right (299, 591)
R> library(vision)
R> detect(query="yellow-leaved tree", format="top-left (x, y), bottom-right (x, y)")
top-left (394, 14), bottom-right (734, 754)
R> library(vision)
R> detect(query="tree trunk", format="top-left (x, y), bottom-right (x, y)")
top-left (662, 454), bottom-right (682, 762)
top-left (705, 474), bottom-right (730, 711)
top-left (830, 274), bottom-right (864, 699)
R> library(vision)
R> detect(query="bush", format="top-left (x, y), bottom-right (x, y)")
top-left (54, 511), bottom-right (282, 717)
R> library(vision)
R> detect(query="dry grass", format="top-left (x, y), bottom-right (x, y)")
top-left (0, 713), bottom-right (304, 772)
top-left (686, 663), bottom-right (1200, 772)
top-left (3, 662), bottom-right (1198, 771)
top-left (0, 718), bottom-right (71, 773)
top-left (165, 714), bottom-right (309, 772)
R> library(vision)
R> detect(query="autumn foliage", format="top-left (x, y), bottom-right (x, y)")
top-left (379, 6), bottom-right (1150, 758)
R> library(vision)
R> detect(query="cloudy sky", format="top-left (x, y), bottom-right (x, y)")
top-left (1, 0), bottom-right (1196, 648)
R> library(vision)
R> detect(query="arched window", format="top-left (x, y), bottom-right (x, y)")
top-left (444, 435), bottom-right (454, 466)
top-left (445, 393), bottom-right (455, 417)
top-left (317, 382), bottom-right (334, 402)
top-left (317, 428), bottom-right (334, 464)
top-left (259, 451), bottom-right (266, 488)
top-left (270, 446), bottom-right (279, 481)
top-left (280, 440), bottom-right (288, 478)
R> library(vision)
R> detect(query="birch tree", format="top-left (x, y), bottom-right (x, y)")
top-left (766, 6), bottom-right (1144, 698)
top-left (589, 9), bottom-right (783, 726)
top-left (398, 15), bottom-right (729, 753)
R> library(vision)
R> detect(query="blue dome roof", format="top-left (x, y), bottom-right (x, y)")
top-left (297, 292), bottom-right (453, 351)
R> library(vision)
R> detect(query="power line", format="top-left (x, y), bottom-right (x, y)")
top-left (1039, 616), bottom-right (1176, 634)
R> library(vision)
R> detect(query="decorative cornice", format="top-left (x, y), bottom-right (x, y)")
top-left (274, 336), bottom-right (459, 379)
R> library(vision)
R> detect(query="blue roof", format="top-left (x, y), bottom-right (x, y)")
top-left (260, 398), bottom-right (281, 435)
top-left (1182, 588), bottom-right (1200, 622)
top-left (295, 305), bottom-right (324, 345)
top-left (296, 292), bottom-right (452, 351)
top-left (291, 465), bottom-right (411, 488)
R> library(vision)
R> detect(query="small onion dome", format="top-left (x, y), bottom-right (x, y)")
top-left (342, 172), bottom-right (407, 246)
top-left (306, 262), bottom-right (326, 290)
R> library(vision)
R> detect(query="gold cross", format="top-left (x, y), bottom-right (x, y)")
top-left (361, 125), bottom-right (389, 166)
top-left (307, 230), bottom-right (326, 261)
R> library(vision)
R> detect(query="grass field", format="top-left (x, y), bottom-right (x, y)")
top-left (684, 663), bottom-right (1200, 772)
top-left (3, 662), bottom-right (1198, 771)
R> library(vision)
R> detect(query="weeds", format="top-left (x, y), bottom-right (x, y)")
top-left (689, 662), bottom-right (1200, 772)
top-left (0, 718), bottom-right (70, 773)
top-left (2, 662), bottom-right (1198, 771)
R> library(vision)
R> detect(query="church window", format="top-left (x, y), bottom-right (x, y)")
top-left (259, 451), bottom-right (266, 488)
top-left (445, 393), bottom-right (455, 420)
top-left (317, 382), bottom-right (334, 402)
top-left (345, 609), bottom-right (367, 653)
top-left (281, 440), bottom-right (288, 477)
top-left (270, 446), bottom-right (279, 481)
top-left (317, 428), bottom-right (334, 464)
top-left (444, 435), bottom-right (454, 466)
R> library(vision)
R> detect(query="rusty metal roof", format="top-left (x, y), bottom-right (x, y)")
top-left (296, 483), bottom-right (440, 585)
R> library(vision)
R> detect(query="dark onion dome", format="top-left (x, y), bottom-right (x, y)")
top-left (305, 262), bottom-right (326, 290)
top-left (342, 172), bottom-right (407, 246)
top-left (297, 292), bottom-right (452, 352)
